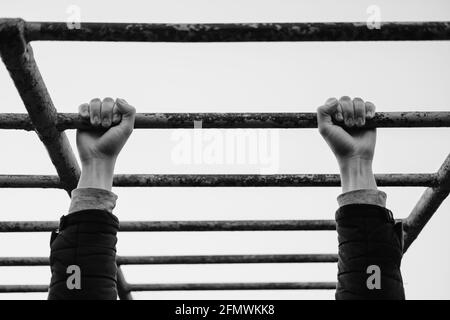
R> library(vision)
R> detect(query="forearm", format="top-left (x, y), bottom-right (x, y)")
top-left (48, 159), bottom-right (119, 300)
top-left (338, 157), bottom-right (377, 193)
top-left (77, 158), bottom-right (116, 191)
top-left (335, 158), bottom-right (405, 300)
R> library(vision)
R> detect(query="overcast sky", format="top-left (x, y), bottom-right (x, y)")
top-left (0, 0), bottom-right (449, 300)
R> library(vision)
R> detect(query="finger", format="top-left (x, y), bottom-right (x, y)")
top-left (353, 97), bottom-right (366, 127)
top-left (365, 101), bottom-right (376, 119)
top-left (115, 98), bottom-right (136, 133)
top-left (112, 102), bottom-right (122, 125)
top-left (317, 97), bottom-right (338, 136)
top-left (335, 103), bottom-right (343, 122)
top-left (339, 96), bottom-right (355, 128)
top-left (101, 97), bottom-right (114, 128)
top-left (78, 103), bottom-right (89, 119)
top-left (89, 98), bottom-right (102, 126)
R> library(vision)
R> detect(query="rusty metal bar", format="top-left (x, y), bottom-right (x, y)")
top-left (19, 21), bottom-right (450, 42)
top-left (1, 112), bottom-right (450, 130)
top-left (0, 219), bottom-right (336, 233)
top-left (0, 173), bottom-right (437, 188)
top-left (0, 285), bottom-right (48, 293)
top-left (0, 282), bottom-right (336, 292)
top-left (0, 19), bottom-right (79, 193)
top-left (129, 282), bottom-right (337, 291)
top-left (0, 254), bottom-right (338, 266)
top-left (403, 153), bottom-right (450, 252)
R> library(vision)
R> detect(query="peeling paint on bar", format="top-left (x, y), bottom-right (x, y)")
top-left (0, 173), bottom-right (437, 188)
top-left (0, 219), bottom-right (337, 232)
top-left (129, 282), bottom-right (337, 291)
top-left (1, 112), bottom-right (450, 130)
top-left (18, 21), bottom-right (450, 42)
top-left (0, 282), bottom-right (337, 292)
top-left (0, 254), bottom-right (339, 266)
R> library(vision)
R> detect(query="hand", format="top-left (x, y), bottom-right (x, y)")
top-left (76, 97), bottom-right (136, 190)
top-left (317, 96), bottom-right (377, 192)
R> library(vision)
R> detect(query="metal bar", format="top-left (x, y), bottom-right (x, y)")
top-left (0, 173), bottom-right (437, 188)
top-left (0, 254), bottom-right (338, 266)
top-left (19, 20), bottom-right (450, 42)
top-left (2, 112), bottom-right (450, 130)
top-left (0, 219), bottom-right (336, 233)
top-left (0, 282), bottom-right (336, 292)
top-left (0, 19), bottom-right (79, 193)
top-left (0, 285), bottom-right (48, 293)
top-left (403, 153), bottom-right (450, 252)
top-left (129, 282), bottom-right (337, 291)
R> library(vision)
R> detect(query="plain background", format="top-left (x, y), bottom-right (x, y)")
top-left (0, 0), bottom-right (449, 299)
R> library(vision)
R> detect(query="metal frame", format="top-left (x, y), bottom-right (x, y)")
top-left (0, 17), bottom-right (449, 298)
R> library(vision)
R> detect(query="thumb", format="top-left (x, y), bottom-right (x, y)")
top-left (115, 98), bottom-right (136, 131)
top-left (317, 97), bottom-right (340, 137)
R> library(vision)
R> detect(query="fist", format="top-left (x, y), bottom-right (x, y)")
top-left (317, 96), bottom-right (376, 165)
top-left (77, 97), bottom-right (136, 165)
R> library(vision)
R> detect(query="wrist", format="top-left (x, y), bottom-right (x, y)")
top-left (78, 158), bottom-right (116, 191)
top-left (338, 157), bottom-right (377, 193)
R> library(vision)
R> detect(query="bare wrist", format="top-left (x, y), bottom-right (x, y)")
top-left (78, 158), bottom-right (116, 191)
top-left (338, 157), bottom-right (377, 193)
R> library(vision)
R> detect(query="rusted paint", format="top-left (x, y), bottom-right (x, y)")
top-left (2, 112), bottom-right (450, 130)
top-left (0, 282), bottom-right (337, 292)
top-left (0, 173), bottom-right (437, 188)
top-left (0, 254), bottom-right (338, 266)
top-left (19, 21), bottom-right (450, 42)
top-left (0, 219), bottom-right (337, 232)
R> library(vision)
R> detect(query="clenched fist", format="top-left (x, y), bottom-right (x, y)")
top-left (76, 97), bottom-right (136, 191)
top-left (317, 96), bottom-right (377, 192)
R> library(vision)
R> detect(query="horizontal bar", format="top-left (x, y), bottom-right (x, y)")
top-left (19, 21), bottom-right (450, 42)
top-left (1, 112), bottom-right (450, 130)
top-left (128, 282), bottom-right (337, 291)
top-left (403, 153), bottom-right (450, 251)
top-left (0, 285), bottom-right (49, 293)
top-left (0, 173), bottom-right (437, 188)
top-left (0, 254), bottom-right (338, 266)
top-left (0, 282), bottom-right (336, 293)
top-left (0, 220), bottom-right (336, 232)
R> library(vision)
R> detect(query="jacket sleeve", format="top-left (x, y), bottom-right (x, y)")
top-left (335, 203), bottom-right (405, 300)
top-left (48, 190), bottom-right (119, 300)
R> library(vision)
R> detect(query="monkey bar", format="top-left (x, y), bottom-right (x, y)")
top-left (0, 18), bottom-right (449, 299)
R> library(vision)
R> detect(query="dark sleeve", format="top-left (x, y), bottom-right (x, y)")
top-left (47, 210), bottom-right (119, 300)
top-left (335, 204), bottom-right (405, 300)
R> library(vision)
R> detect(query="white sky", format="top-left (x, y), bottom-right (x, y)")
top-left (0, 0), bottom-right (449, 300)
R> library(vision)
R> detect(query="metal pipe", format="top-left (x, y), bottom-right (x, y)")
top-left (1, 112), bottom-right (450, 130)
top-left (403, 153), bottom-right (450, 252)
top-left (0, 282), bottom-right (336, 292)
top-left (0, 254), bottom-right (338, 266)
top-left (19, 20), bottom-right (450, 42)
top-left (0, 219), bottom-right (337, 233)
top-left (0, 173), bottom-right (437, 188)
top-left (0, 19), bottom-right (79, 193)
top-left (129, 282), bottom-right (337, 291)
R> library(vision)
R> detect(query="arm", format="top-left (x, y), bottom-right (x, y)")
top-left (48, 97), bottom-right (136, 300)
top-left (317, 96), bottom-right (405, 300)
